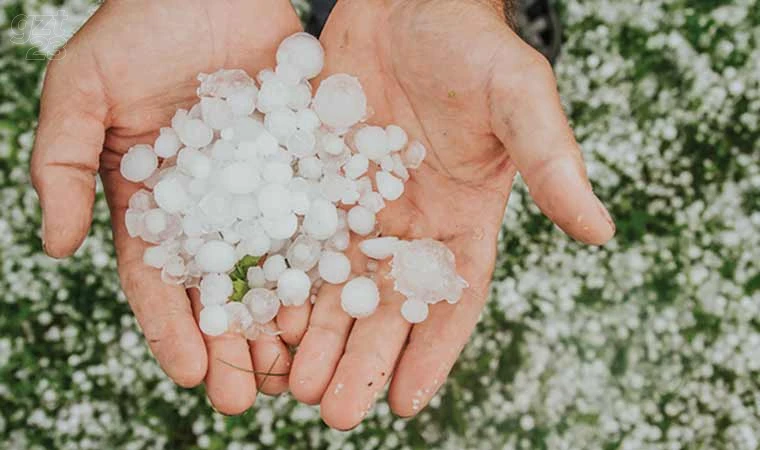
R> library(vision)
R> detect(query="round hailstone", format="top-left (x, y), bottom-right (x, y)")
top-left (199, 305), bottom-right (229, 336)
top-left (263, 254), bottom-right (287, 281)
top-left (400, 298), bottom-right (429, 324)
top-left (180, 118), bottom-right (214, 148)
top-left (358, 191), bottom-right (385, 214)
top-left (296, 109), bottom-right (321, 132)
top-left (177, 148), bottom-right (212, 179)
top-left (233, 116), bottom-right (265, 141)
top-left (200, 273), bottom-right (233, 306)
top-left (275, 63), bottom-right (303, 86)
top-left (298, 157), bottom-right (323, 180)
top-left (286, 235), bottom-right (322, 271)
top-left (403, 141), bottom-right (427, 169)
top-left (379, 155), bottom-right (395, 172)
top-left (232, 195), bottom-right (259, 220)
top-left (240, 233), bottom-right (271, 257)
top-left (276, 32), bottom-right (325, 80)
top-left (313, 74), bottom-right (367, 129)
top-left (359, 237), bottom-right (400, 260)
top-left (347, 205), bottom-right (376, 236)
top-left (200, 97), bottom-right (234, 130)
top-left (263, 161), bottom-right (294, 185)
top-left (153, 178), bottom-right (190, 214)
top-left (154, 128), bottom-right (182, 158)
top-left (257, 78), bottom-right (291, 113)
top-left (328, 229), bottom-right (350, 251)
top-left (182, 237), bottom-right (205, 256)
top-left (258, 183), bottom-right (292, 218)
top-left (261, 213), bottom-right (298, 240)
top-left (120, 144), bottom-right (158, 182)
top-left (243, 288), bottom-right (281, 323)
top-left (289, 190), bottom-right (311, 215)
top-left (125, 210), bottom-right (144, 237)
top-left (247, 266), bottom-right (267, 288)
top-left (129, 189), bottom-right (154, 211)
top-left (375, 171), bottom-right (405, 201)
top-left (303, 198), bottom-right (339, 240)
top-left (341, 276), bottom-right (380, 318)
top-left (276, 269), bottom-right (312, 306)
top-left (287, 130), bottom-right (317, 158)
top-left (386, 125), bottom-right (408, 152)
top-left (321, 133), bottom-right (345, 156)
top-left (143, 245), bottom-right (170, 269)
top-left (343, 154), bottom-right (369, 179)
top-left (143, 209), bottom-right (168, 235)
top-left (255, 131), bottom-right (280, 157)
top-left (318, 250), bottom-right (351, 284)
top-left (195, 240), bottom-right (236, 273)
top-left (288, 82), bottom-right (313, 110)
top-left (265, 108), bottom-right (298, 142)
top-left (226, 86), bottom-right (258, 116)
top-left (220, 162), bottom-right (260, 194)
top-left (353, 126), bottom-right (389, 160)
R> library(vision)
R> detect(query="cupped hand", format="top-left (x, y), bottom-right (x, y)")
top-left (279, 0), bottom-right (616, 429)
top-left (30, 0), bottom-right (301, 414)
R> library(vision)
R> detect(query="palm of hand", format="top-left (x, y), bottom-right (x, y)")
top-left (32, 0), bottom-right (301, 414)
top-left (281, 0), bottom-right (614, 430)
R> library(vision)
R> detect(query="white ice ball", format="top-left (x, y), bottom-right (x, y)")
top-left (403, 140), bottom-right (427, 169)
top-left (347, 205), bottom-right (376, 236)
top-left (296, 109), bottom-right (321, 132)
top-left (276, 32), bottom-right (325, 80)
top-left (220, 162), bottom-right (261, 194)
top-left (120, 144), bottom-right (158, 183)
top-left (143, 245), bottom-right (170, 269)
top-left (200, 273), bottom-right (233, 306)
top-left (375, 171), bottom-right (405, 201)
top-left (200, 97), bottom-right (234, 130)
top-left (313, 74), bottom-right (367, 129)
top-left (263, 254), bottom-right (287, 281)
top-left (286, 130), bottom-right (317, 158)
top-left (263, 161), bottom-right (294, 185)
top-left (353, 126), bottom-right (389, 160)
top-left (298, 157), bottom-right (323, 180)
top-left (261, 213), bottom-right (298, 240)
top-left (243, 288), bottom-right (281, 324)
top-left (177, 147), bottom-right (212, 179)
top-left (343, 154), bottom-right (369, 179)
top-left (276, 268), bottom-right (312, 306)
top-left (153, 178), bottom-right (190, 214)
top-left (341, 276), bottom-right (380, 318)
top-left (257, 78), bottom-right (291, 113)
top-left (196, 240), bottom-right (236, 273)
top-left (359, 237), bottom-right (400, 260)
top-left (258, 183), bottom-right (292, 218)
top-left (199, 305), bottom-right (229, 336)
top-left (400, 298), bottom-right (429, 324)
top-left (318, 250), bottom-right (351, 284)
top-left (265, 108), bottom-right (298, 142)
top-left (179, 118), bottom-right (214, 148)
top-left (247, 266), bottom-right (267, 288)
top-left (303, 198), bottom-right (339, 240)
top-left (385, 125), bottom-right (408, 152)
top-left (143, 209), bottom-right (168, 235)
top-left (154, 128), bottom-right (182, 158)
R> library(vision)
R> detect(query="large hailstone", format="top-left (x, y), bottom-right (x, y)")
top-left (243, 288), bottom-right (281, 324)
top-left (276, 268), bottom-right (312, 306)
top-left (390, 239), bottom-right (468, 304)
top-left (313, 74), bottom-right (367, 130)
top-left (341, 276), bottom-right (380, 318)
top-left (199, 305), bottom-right (229, 336)
top-left (276, 32), bottom-right (325, 80)
top-left (120, 144), bottom-right (158, 183)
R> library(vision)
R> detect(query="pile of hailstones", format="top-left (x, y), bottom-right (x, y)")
top-left (120, 33), bottom-right (468, 339)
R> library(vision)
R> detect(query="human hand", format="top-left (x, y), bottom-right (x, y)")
top-left (279, 0), bottom-right (615, 429)
top-left (30, 0), bottom-right (301, 414)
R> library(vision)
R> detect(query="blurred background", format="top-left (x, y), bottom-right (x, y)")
top-left (1, 0), bottom-right (759, 449)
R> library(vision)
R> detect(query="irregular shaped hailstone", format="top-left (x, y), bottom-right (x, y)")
top-left (313, 74), bottom-right (367, 130)
top-left (120, 144), bottom-right (158, 183)
top-left (197, 69), bottom-right (256, 98)
top-left (276, 32), bottom-right (325, 80)
top-left (390, 239), bottom-right (468, 305)
top-left (341, 276), bottom-right (380, 318)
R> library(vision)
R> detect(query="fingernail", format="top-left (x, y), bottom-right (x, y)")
top-left (595, 196), bottom-right (615, 233)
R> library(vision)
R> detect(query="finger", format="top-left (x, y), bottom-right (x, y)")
top-left (489, 39), bottom-right (615, 245)
top-left (387, 238), bottom-right (496, 417)
top-left (30, 42), bottom-right (108, 258)
top-left (101, 168), bottom-right (207, 388)
top-left (320, 263), bottom-right (411, 430)
top-left (277, 302), bottom-right (312, 346)
top-left (288, 282), bottom-right (353, 404)
top-left (189, 290), bottom-right (258, 415)
top-left (249, 327), bottom-right (292, 395)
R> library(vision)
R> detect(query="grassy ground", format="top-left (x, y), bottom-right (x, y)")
top-left (1, 1), bottom-right (759, 449)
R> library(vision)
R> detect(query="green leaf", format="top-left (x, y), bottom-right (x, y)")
top-left (229, 279), bottom-right (250, 302)
top-left (227, 255), bottom-right (260, 301)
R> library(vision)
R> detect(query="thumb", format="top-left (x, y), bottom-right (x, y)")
top-left (489, 39), bottom-right (615, 245)
top-left (31, 41), bottom-right (108, 258)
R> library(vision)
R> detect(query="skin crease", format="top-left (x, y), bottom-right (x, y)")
top-left (30, 0), bottom-right (301, 415)
top-left (283, 0), bottom-right (616, 430)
